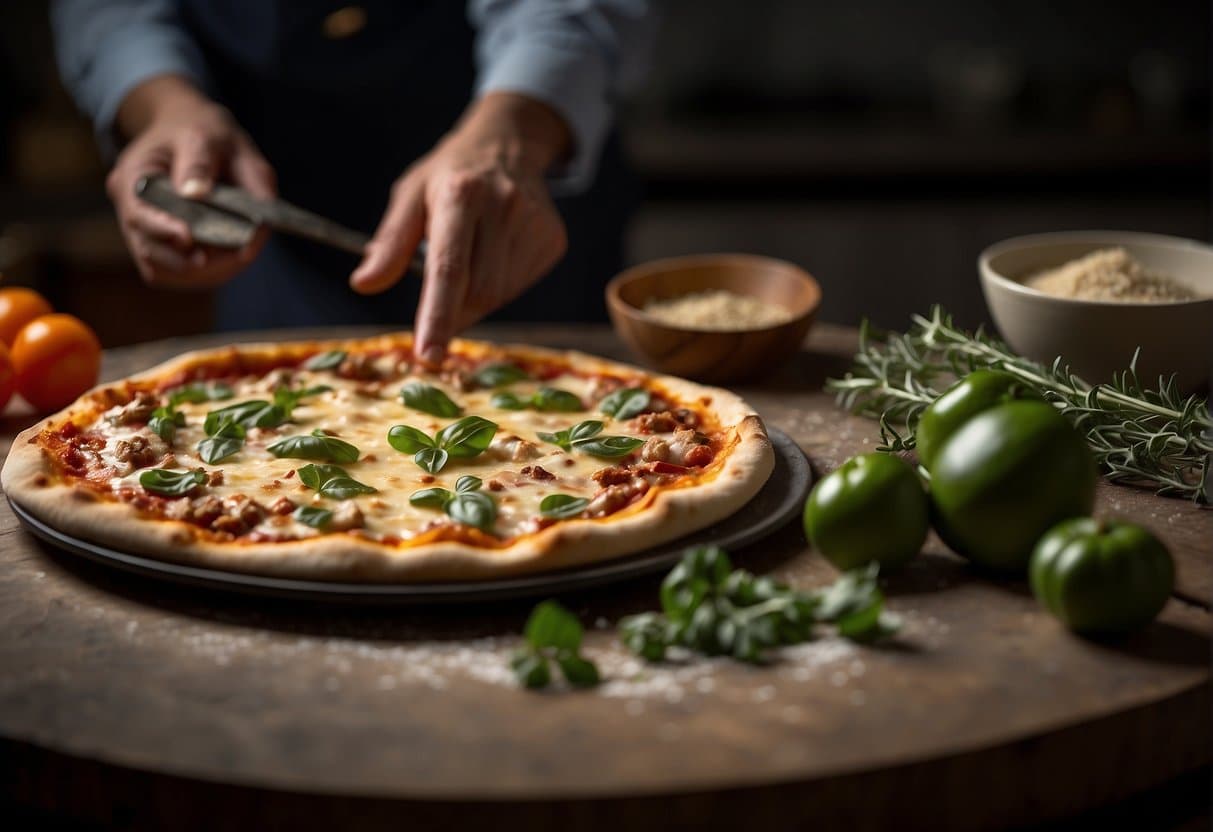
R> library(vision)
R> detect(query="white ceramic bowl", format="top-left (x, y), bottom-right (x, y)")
top-left (979, 231), bottom-right (1213, 390)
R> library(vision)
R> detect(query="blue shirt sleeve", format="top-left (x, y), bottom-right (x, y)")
top-left (50, 0), bottom-right (212, 156)
top-left (469, 0), bottom-right (657, 195)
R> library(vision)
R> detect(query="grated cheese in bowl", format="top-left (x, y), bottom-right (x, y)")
top-left (1025, 247), bottom-right (1200, 303)
top-left (643, 290), bottom-right (795, 331)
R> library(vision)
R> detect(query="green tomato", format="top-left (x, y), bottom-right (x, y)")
top-left (1030, 518), bottom-right (1174, 636)
top-left (930, 400), bottom-right (1096, 572)
top-left (916, 369), bottom-right (1040, 470)
top-left (804, 452), bottom-right (929, 571)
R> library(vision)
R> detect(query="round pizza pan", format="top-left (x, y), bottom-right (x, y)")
top-left (8, 427), bottom-right (810, 605)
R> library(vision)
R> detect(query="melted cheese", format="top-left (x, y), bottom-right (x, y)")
top-left (102, 368), bottom-right (689, 543)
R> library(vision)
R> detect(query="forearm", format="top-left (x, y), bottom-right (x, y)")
top-left (446, 92), bottom-right (572, 179)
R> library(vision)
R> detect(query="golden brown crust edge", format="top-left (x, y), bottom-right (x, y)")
top-left (1, 336), bottom-right (775, 583)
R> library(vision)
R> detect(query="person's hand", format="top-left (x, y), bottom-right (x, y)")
top-left (107, 76), bottom-right (277, 289)
top-left (350, 93), bottom-right (572, 362)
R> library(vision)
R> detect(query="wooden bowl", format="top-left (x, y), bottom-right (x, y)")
top-left (606, 254), bottom-right (822, 383)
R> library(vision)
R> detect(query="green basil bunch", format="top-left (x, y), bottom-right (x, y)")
top-left (619, 547), bottom-right (898, 663)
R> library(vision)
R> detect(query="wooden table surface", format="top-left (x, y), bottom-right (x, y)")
top-left (1, 324), bottom-right (1209, 831)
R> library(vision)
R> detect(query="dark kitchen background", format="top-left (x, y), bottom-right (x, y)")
top-left (0, 0), bottom-right (1209, 348)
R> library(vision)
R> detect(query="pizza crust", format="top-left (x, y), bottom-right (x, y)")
top-left (2, 336), bottom-right (775, 582)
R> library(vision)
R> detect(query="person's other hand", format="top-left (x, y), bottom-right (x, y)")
top-left (350, 93), bottom-right (571, 363)
top-left (107, 76), bottom-right (277, 289)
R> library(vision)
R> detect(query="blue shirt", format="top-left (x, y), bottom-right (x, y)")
top-left (51, 0), bottom-right (655, 193)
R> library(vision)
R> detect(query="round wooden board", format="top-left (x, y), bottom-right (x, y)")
top-left (1, 324), bottom-right (1209, 831)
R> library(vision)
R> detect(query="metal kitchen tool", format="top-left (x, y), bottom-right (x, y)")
top-left (135, 174), bottom-right (426, 272)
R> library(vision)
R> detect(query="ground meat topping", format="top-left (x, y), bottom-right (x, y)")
top-left (268, 496), bottom-right (295, 515)
top-left (112, 434), bottom-right (167, 473)
top-left (586, 478), bottom-right (650, 518)
top-left (520, 465), bottom-right (555, 482)
top-left (105, 392), bottom-right (159, 426)
top-left (640, 436), bottom-right (670, 463)
top-left (490, 435), bottom-right (541, 462)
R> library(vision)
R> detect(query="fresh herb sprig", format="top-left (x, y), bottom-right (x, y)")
top-left (538, 420), bottom-right (644, 458)
top-left (387, 415), bottom-right (498, 473)
top-left (826, 306), bottom-right (1212, 502)
top-left (409, 475), bottom-right (497, 532)
top-left (304, 350), bottom-right (346, 370)
top-left (492, 387), bottom-right (583, 413)
top-left (619, 547), bottom-right (898, 663)
top-left (166, 382), bottom-right (234, 407)
top-left (148, 406), bottom-right (185, 443)
top-left (511, 601), bottom-right (600, 689)
top-left (198, 416), bottom-right (246, 463)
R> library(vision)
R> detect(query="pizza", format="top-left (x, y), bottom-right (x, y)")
top-left (1, 335), bottom-right (774, 582)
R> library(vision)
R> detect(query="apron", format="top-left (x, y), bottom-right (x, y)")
top-left (180, 0), bottom-right (635, 330)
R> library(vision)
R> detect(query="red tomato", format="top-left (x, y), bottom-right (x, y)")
top-left (0, 342), bottom-right (14, 412)
top-left (0, 287), bottom-right (54, 346)
top-left (11, 314), bottom-right (102, 412)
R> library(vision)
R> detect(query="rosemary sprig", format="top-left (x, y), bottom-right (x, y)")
top-left (826, 306), bottom-right (1212, 503)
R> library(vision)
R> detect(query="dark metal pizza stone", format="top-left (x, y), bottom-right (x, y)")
top-left (7, 427), bottom-right (810, 605)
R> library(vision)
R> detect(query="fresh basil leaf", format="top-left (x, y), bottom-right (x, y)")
top-left (435, 415), bottom-right (497, 458)
top-left (296, 463), bottom-right (377, 499)
top-left (525, 600), bottom-right (583, 651)
top-left (197, 434), bottom-right (243, 464)
top-left (267, 432), bottom-right (360, 463)
top-left (400, 382), bottom-right (463, 418)
top-left (539, 494), bottom-right (589, 519)
top-left (447, 491), bottom-right (496, 531)
top-left (569, 420), bottom-right (604, 442)
top-left (387, 425), bottom-right (435, 454)
top-left (148, 406), bottom-right (185, 443)
top-left (533, 388), bottom-right (583, 413)
top-left (537, 429), bottom-right (571, 451)
top-left (273, 384), bottom-right (332, 418)
top-left (472, 362), bottom-right (529, 388)
top-left (489, 391), bottom-right (527, 410)
top-left (167, 381), bottom-right (234, 407)
top-left (556, 651), bottom-right (600, 687)
top-left (599, 387), bottom-right (650, 420)
top-left (409, 487), bottom-right (453, 508)
top-left (297, 463), bottom-right (347, 491)
top-left (204, 400), bottom-right (286, 434)
top-left (572, 435), bottom-right (644, 458)
top-left (294, 505), bottom-right (333, 529)
top-left (414, 447), bottom-right (449, 474)
top-left (455, 475), bottom-right (482, 494)
top-left (139, 468), bottom-right (206, 497)
top-left (304, 350), bottom-right (346, 370)
top-left (319, 476), bottom-right (377, 499)
top-left (511, 651), bottom-right (551, 689)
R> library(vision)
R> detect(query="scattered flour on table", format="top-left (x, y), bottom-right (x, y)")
top-left (63, 598), bottom-right (947, 712)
